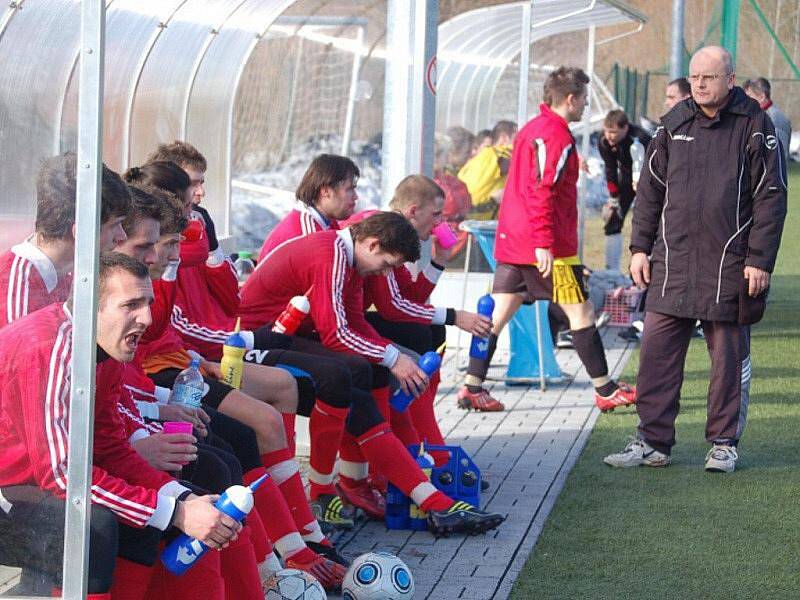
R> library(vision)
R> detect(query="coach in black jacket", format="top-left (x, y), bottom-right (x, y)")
top-left (604, 46), bottom-right (787, 473)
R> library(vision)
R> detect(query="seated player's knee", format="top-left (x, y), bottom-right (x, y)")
top-left (345, 388), bottom-right (385, 437)
top-left (316, 360), bottom-right (352, 409)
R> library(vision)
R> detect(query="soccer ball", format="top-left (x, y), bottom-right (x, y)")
top-left (341, 552), bottom-right (415, 599)
top-left (263, 568), bottom-right (327, 600)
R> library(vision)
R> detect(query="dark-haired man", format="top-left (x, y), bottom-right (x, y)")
top-left (460, 66), bottom-right (637, 413)
top-left (259, 153), bottom-right (360, 259)
top-left (598, 109), bottom-right (652, 272)
top-left (664, 77), bottom-right (692, 112)
top-left (744, 76), bottom-right (792, 166)
top-left (0, 253), bottom-right (240, 599)
top-left (0, 153), bottom-right (131, 327)
top-left (241, 212), bottom-right (505, 535)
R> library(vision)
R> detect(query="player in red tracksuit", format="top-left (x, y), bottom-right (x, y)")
top-left (0, 154), bottom-right (130, 328)
top-left (0, 254), bottom-right (241, 600)
top-left (141, 147), bottom-right (360, 532)
top-left (461, 67), bottom-right (637, 413)
top-left (240, 212), bottom-right (505, 535)
top-left (259, 153), bottom-right (359, 258)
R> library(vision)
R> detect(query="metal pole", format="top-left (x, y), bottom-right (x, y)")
top-left (419, 0), bottom-right (439, 177)
top-left (454, 230), bottom-right (473, 381)
top-left (341, 26), bottom-right (365, 156)
top-left (63, 1), bottom-right (105, 598)
top-left (670, 0), bottom-right (685, 79)
top-left (517, 1), bottom-right (533, 127)
top-left (535, 303), bottom-right (546, 391)
top-left (577, 24), bottom-right (595, 262)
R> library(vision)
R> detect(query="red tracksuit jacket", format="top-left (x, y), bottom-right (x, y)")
top-left (259, 202), bottom-right (337, 260)
top-left (170, 215), bottom-right (241, 360)
top-left (0, 241), bottom-right (72, 327)
top-left (495, 103), bottom-right (580, 263)
top-left (240, 229), bottom-right (399, 367)
top-left (0, 304), bottom-right (187, 529)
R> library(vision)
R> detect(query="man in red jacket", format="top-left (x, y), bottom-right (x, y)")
top-left (0, 253), bottom-right (240, 599)
top-left (259, 153), bottom-right (359, 259)
top-left (0, 153), bottom-right (131, 327)
top-left (460, 67), bottom-right (637, 413)
top-left (241, 212), bottom-right (505, 536)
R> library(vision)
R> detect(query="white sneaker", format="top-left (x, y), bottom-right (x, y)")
top-left (604, 437), bottom-right (670, 468)
top-left (705, 444), bottom-right (738, 473)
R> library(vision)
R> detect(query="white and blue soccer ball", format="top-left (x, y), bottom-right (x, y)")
top-left (263, 568), bottom-right (327, 600)
top-left (341, 551), bottom-right (415, 599)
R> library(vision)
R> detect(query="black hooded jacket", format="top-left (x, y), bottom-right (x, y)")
top-left (630, 86), bottom-right (787, 322)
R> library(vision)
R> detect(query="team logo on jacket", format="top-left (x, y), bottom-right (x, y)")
top-left (672, 134), bottom-right (694, 141)
top-left (765, 135), bottom-right (778, 150)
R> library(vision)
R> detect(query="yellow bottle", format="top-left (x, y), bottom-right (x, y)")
top-left (220, 318), bottom-right (246, 389)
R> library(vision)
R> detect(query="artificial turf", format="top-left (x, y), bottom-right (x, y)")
top-left (510, 163), bottom-right (800, 600)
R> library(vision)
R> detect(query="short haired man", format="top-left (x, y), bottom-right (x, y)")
top-left (460, 66), bottom-right (637, 412)
top-left (598, 109), bottom-right (652, 272)
top-left (457, 120), bottom-right (517, 220)
top-left (259, 153), bottom-right (360, 259)
top-left (744, 76), bottom-right (792, 166)
top-left (664, 77), bottom-right (692, 111)
top-left (605, 47), bottom-right (787, 473)
top-left (240, 212), bottom-right (505, 535)
top-left (116, 185), bottom-right (164, 267)
top-left (0, 252), bottom-right (240, 599)
top-left (0, 153), bottom-right (131, 326)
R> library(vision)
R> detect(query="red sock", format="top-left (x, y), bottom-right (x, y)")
top-left (372, 386), bottom-right (390, 422)
top-left (261, 449), bottom-right (318, 535)
top-left (419, 490), bottom-right (454, 512)
top-left (243, 466), bottom-right (304, 558)
top-left (409, 371), bottom-right (449, 466)
top-left (338, 430), bottom-right (369, 486)
top-left (390, 406), bottom-right (420, 446)
top-left (357, 422), bottom-right (451, 508)
top-left (109, 557), bottom-right (153, 600)
top-left (155, 552), bottom-right (224, 600)
top-left (220, 525), bottom-right (262, 600)
top-left (246, 508), bottom-right (271, 562)
top-left (308, 400), bottom-right (348, 499)
top-left (281, 412), bottom-right (297, 456)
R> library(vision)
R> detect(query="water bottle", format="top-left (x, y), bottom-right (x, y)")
top-left (408, 443), bottom-right (435, 530)
top-left (220, 318), bottom-right (246, 389)
top-left (390, 351), bottom-right (442, 412)
top-left (469, 293), bottom-right (495, 359)
top-left (168, 358), bottom-right (204, 409)
top-left (233, 251), bottom-right (255, 283)
top-left (161, 474), bottom-right (269, 575)
top-left (271, 293), bottom-right (311, 335)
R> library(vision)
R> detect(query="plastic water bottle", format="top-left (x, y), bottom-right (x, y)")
top-left (469, 293), bottom-right (495, 359)
top-left (220, 318), bottom-right (246, 389)
top-left (271, 293), bottom-right (311, 335)
top-left (161, 474), bottom-right (269, 575)
top-left (233, 251), bottom-right (255, 283)
top-left (390, 351), bottom-right (442, 412)
top-left (408, 443), bottom-right (435, 530)
top-left (169, 358), bottom-right (204, 409)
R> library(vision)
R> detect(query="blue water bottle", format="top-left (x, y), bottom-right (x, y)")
top-left (390, 351), bottom-right (442, 412)
top-left (161, 474), bottom-right (269, 575)
top-left (469, 293), bottom-right (495, 359)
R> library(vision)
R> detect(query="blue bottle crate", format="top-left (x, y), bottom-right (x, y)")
top-left (385, 445), bottom-right (481, 531)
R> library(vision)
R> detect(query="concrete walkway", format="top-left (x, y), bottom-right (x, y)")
top-left (330, 327), bottom-right (635, 599)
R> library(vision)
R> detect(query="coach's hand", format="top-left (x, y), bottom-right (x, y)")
top-left (391, 353), bottom-right (428, 397)
top-left (455, 310), bottom-right (492, 338)
top-left (744, 265), bottom-right (770, 297)
top-left (535, 248), bottom-right (553, 278)
top-left (630, 252), bottom-right (651, 289)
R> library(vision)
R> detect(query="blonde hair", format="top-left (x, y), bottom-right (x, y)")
top-left (388, 175), bottom-right (444, 211)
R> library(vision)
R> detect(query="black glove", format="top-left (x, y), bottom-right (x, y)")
top-left (193, 205), bottom-right (218, 252)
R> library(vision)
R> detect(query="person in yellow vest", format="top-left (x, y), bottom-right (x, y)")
top-left (458, 121), bottom-right (517, 220)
